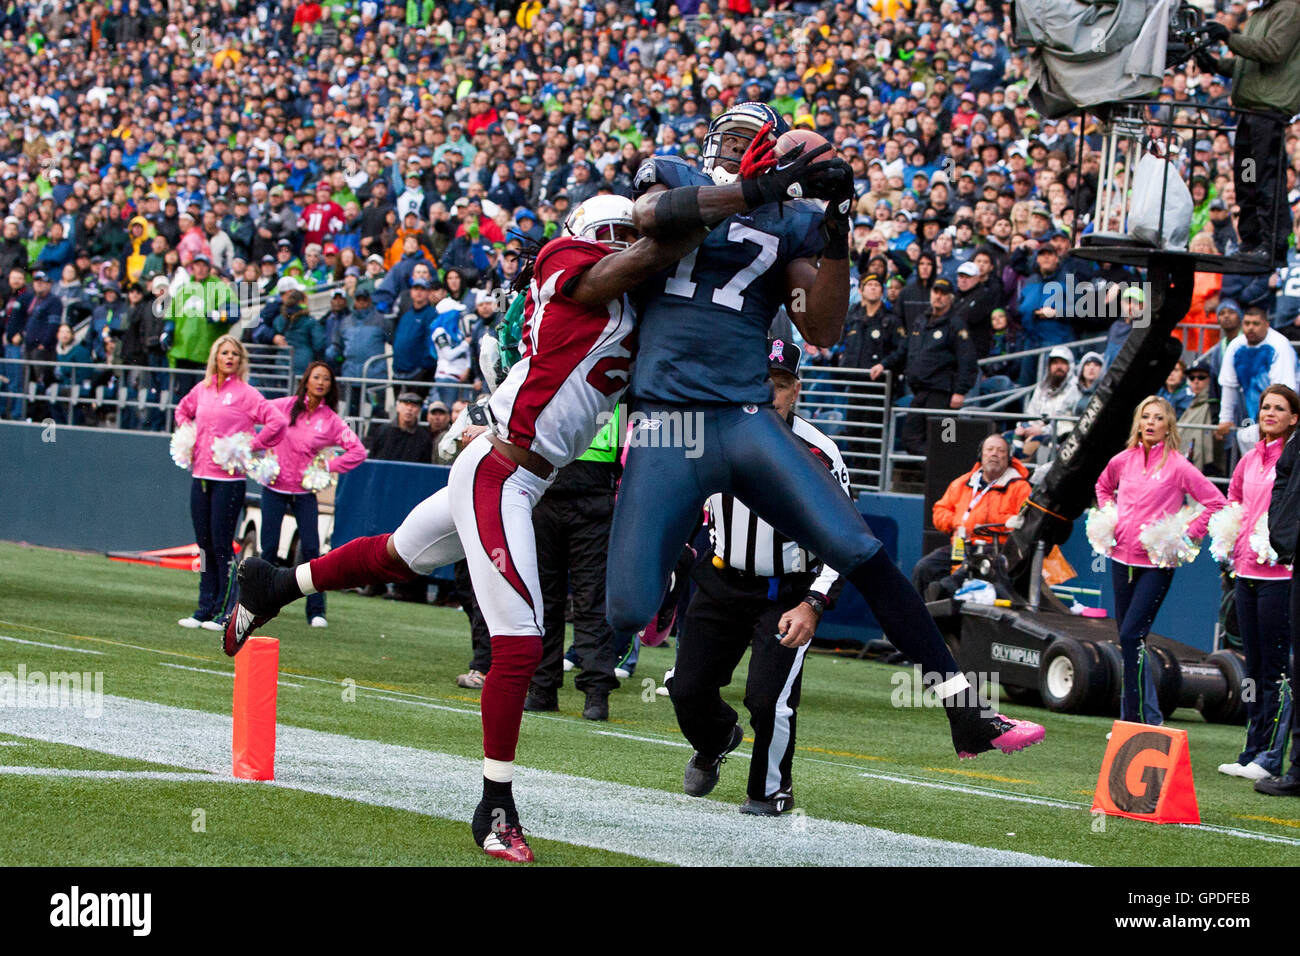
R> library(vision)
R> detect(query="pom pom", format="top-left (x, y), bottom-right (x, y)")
top-left (246, 450), bottom-right (281, 487)
top-left (1207, 502), bottom-right (1243, 565)
top-left (1139, 505), bottom-right (1203, 568)
top-left (169, 421), bottom-right (196, 469)
top-left (211, 432), bottom-right (254, 476)
top-left (1249, 512), bottom-right (1279, 566)
top-left (1085, 502), bottom-right (1118, 557)
top-left (301, 445), bottom-right (343, 492)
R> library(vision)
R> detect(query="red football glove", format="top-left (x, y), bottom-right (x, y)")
top-left (738, 121), bottom-right (777, 178)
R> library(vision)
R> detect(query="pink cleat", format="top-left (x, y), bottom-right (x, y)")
top-left (955, 714), bottom-right (1046, 759)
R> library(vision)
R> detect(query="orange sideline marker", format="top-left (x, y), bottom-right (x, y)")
top-left (232, 636), bottom-right (279, 780)
top-left (1092, 720), bottom-right (1199, 824)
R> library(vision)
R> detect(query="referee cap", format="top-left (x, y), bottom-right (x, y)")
top-left (767, 338), bottom-right (800, 379)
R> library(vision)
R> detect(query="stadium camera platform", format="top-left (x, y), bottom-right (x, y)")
top-left (1069, 99), bottom-right (1288, 276)
top-left (925, 524), bottom-right (1248, 724)
top-left (926, 96), bottom-right (1281, 722)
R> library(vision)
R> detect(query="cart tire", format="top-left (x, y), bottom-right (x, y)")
top-left (1039, 637), bottom-right (1105, 714)
top-left (1147, 645), bottom-right (1183, 719)
top-left (1202, 650), bottom-right (1249, 725)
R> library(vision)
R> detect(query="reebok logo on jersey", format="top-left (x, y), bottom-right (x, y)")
top-left (638, 418), bottom-right (663, 430)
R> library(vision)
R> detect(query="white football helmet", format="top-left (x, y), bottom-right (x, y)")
top-left (563, 195), bottom-right (638, 250)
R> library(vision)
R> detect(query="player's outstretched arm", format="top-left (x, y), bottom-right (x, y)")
top-left (632, 182), bottom-right (748, 240)
top-left (632, 142), bottom-right (833, 240)
top-left (785, 167), bottom-right (853, 348)
top-left (567, 229), bottom-right (709, 307)
top-left (786, 253), bottom-right (851, 348)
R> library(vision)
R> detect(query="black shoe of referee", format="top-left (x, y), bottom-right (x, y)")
top-left (740, 791), bottom-right (794, 816)
top-left (684, 724), bottom-right (743, 797)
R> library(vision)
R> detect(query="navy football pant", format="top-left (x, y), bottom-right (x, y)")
top-left (260, 488), bottom-right (324, 621)
top-left (606, 402), bottom-right (961, 682)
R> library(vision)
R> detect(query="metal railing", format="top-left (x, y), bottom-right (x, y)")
top-left (1, 321), bottom-right (1266, 494)
top-left (796, 365), bottom-right (890, 494)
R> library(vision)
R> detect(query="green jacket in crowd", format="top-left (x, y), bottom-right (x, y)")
top-left (1208, 0), bottom-right (1300, 115)
top-left (166, 274), bottom-right (236, 366)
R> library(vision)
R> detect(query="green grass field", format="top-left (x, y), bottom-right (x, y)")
top-left (1, 540), bottom-right (1298, 866)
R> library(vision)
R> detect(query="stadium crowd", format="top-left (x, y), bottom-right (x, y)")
top-left (0, 0), bottom-right (1296, 475)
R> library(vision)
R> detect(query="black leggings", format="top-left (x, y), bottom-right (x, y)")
top-left (190, 477), bottom-right (245, 621)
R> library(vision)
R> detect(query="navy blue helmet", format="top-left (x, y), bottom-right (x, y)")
top-left (701, 102), bottom-right (789, 186)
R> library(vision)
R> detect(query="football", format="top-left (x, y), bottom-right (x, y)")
top-left (775, 128), bottom-right (830, 158)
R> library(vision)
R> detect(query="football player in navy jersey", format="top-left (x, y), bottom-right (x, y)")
top-left (606, 103), bottom-right (1045, 782)
top-left (222, 152), bottom-right (842, 863)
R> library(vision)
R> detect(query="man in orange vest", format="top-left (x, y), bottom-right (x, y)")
top-left (911, 434), bottom-right (1031, 599)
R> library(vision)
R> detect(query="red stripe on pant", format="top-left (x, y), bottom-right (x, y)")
top-left (482, 634), bottom-right (544, 761)
top-left (471, 448), bottom-right (535, 611)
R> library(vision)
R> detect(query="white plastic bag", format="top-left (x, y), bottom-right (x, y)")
top-left (1129, 152), bottom-right (1192, 250)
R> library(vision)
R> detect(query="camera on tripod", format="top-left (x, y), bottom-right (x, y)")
top-left (1166, 1), bottom-right (1208, 67)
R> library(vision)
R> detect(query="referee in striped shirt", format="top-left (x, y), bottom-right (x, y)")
top-left (670, 338), bottom-right (851, 815)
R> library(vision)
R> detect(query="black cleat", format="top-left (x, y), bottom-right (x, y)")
top-left (223, 557), bottom-right (290, 656)
top-left (1255, 772), bottom-right (1300, 797)
top-left (684, 724), bottom-right (743, 797)
top-left (523, 688), bottom-right (558, 712)
top-left (582, 692), bottom-right (609, 721)
top-left (740, 791), bottom-right (794, 816)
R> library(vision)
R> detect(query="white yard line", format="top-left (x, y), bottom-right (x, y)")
top-left (0, 694), bottom-right (1078, 867)
top-left (592, 729), bottom-right (749, 757)
top-left (157, 662), bottom-right (304, 689)
top-left (0, 635), bottom-right (105, 656)
top-left (0, 766), bottom-right (233, 784)
top-left (857, 771), bottom-right (1300, 847)
top-left (368, 695), bottom-right (480, 716)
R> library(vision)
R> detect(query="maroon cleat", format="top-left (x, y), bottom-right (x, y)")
top-left (482, 824), bottom-right (534, 863)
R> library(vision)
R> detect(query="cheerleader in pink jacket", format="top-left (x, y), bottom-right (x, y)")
top-left (174, 335), bottom-right (286, 629)
top-left (1217, 385), bottom-right (1299, 780)
top-left (261, 361), bottom-right (367, 627)
top-left (1095, 396), bottom-right (1226, 725)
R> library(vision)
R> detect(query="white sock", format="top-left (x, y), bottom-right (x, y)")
top-left (483, 758), bottom-right (514, 783)
top-left (295, 563), bottom-right (317, 596)
top-left (935, 672), bottom-right (973, 702)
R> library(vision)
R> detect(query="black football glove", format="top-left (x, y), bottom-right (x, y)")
top-left (805, 158), bottom-right (855, 218)
top-left (742, 140), bottom-right (834, 208)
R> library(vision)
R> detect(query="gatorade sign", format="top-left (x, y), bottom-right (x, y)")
top-left (1092, 720), bottom-right (1199, 824)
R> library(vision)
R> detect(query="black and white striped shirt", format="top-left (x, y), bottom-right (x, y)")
top-left (707, 414), bottom-right (850, 595)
